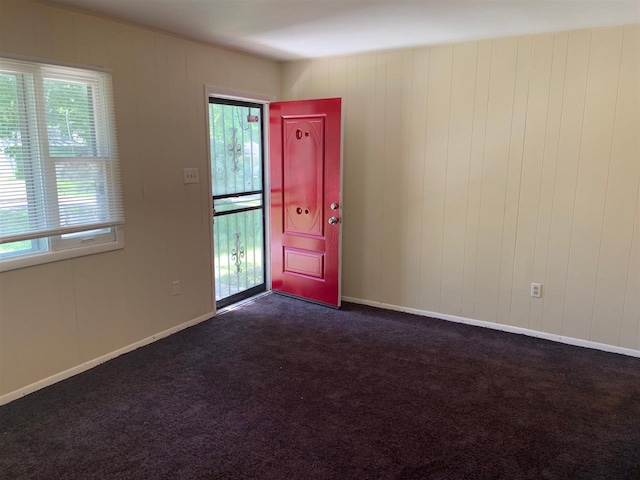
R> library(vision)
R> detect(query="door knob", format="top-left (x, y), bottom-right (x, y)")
top-left (330, 202), bottom-right (339, 210)
top-left (328, 216), bottom-right (339, 225)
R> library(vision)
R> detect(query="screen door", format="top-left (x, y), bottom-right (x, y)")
top-left (209, 98), bottom-right (266, 308)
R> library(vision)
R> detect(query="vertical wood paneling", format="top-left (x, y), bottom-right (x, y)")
top-left (355, 54), bottom-right (380, 300)
top-left (1, 0), bottom-right (37, 56)
top-left (562, 27), bottom-right (624, 340)
top-left (530, 33), bottom-right (569, 333)
top-left (618, 26), bottom-right (640, 350)
top-left (419, 45), bottom-right (453, 312)
top-left (282, 25), bottom-right (638, 353)
top-left (591, 25), bottom-right (640, 346)
top-left (73, 254), bottom-right (127, 362)
top-left (32, 1), bottom-right (53, 59)
top-left (49, 7), bottom-right (76, 63)
top-left (474, 38), bottom-right (518, 322)
top-left (496, 36), bottom-right (533, 327)
top-left (401, 48), bottom-right (429, 308)
top-left (461, 41), bottom-right (492, 318)
top-left (363, 53), bottom-right (386, 301)
top-left (311, 58), bottom-right (329, 98)
top-left (382, 51), bottom-right (413, 305)
top-left (327, 56), bottom-right (347, 98)
top-left (628, 190), bottom-right (640, 350)
top-left (507, 35), bottom-right (553, 329)
top-left (380, 52), bottom-right (404, 304)
top-left (341, 56), bottom-right (359, 296)
top-left (620, 190), bottom-right (640, 350)
top-left (542, 30), bottom-right (592, 335)
top-left (396, 51), bottom-right (414, 305)
top-left (440, 42), bottom-right (477, 315)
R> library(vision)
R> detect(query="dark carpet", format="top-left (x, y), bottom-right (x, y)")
top-left (1, 294), bottom-right (639, 480)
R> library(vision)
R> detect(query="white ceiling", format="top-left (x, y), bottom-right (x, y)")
top-left (44, 0), bottom-right (640, 61)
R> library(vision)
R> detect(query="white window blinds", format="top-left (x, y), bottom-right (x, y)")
top-left (0, 57), bottom-right (124, 245)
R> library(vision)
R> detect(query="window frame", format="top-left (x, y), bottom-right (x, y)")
top-left (0, 54), bottom-right (124, 272)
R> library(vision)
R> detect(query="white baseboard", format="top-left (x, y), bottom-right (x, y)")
top-left (0, 311), bottom-right (215, 407)
top-left (342, 296), bottom-right (640, 358)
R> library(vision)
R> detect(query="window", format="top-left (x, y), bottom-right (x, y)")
top-left (0, 57), bottom-right (124, 271)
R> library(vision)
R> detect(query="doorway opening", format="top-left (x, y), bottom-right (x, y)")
top-left (209, 97), bottom-right (266, 309)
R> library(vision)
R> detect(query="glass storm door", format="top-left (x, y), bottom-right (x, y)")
top-left (209, 98), bottom-right (266, 309)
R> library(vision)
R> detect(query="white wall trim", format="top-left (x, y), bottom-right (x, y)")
top-left (342, 296), bottom-right (640, 358)
top-left (0, 311), bottom-right (215, 407)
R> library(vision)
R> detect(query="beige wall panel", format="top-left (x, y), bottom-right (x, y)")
top-left (591, 25), bottom-right (640, 346)
top-left (72, 253), bottom-right (128, 362)
top-left (542, 30), bottom-right (592, 335)
top-left (340, 56), bottom-right (359, 296)
top-left (185, 44), bottom-right (212, 318)
top-left (529, 33), bottom-right (569, 333)
top-left (0, 0), bottom-right (4, 50)
top-left (49, 7), bottom-right (77, 63)
top-left (130, 29), bottom-right (173, 327)
top-left (281, 61), bottom-right (311, 101)
top-left (474, 38), bottom-right (518, 322)
top-left (32, 1), bottom-right (53, 59)
top-left (162, 38), bottom-right (200, 324)
top-left (628, 192), bottom-right (640, 350)
top-left (352, 54), bottom-right (382, 299)
top-left (507, 35), bottom-right (554, 328)
top-left (72, 12), bottom-right (110, 67)
top-left (562, 27), bottom-right (623, 340)
top-left (106, 23), bottom-right (151, 340)
top-left (1, 0), bottom-right (37, 56)
top-left (400, 48), bottom-right (429, 308)
top-left (328, 56), bottom-right (347, 98)
top-left (0, 271), bottom-right (25, 393)
top-left (461, 41), bottom-right (492, 318)
top-left (311, 58), bottom-right (329, 98)
top-left (380, 52), bottom-right (405, 304)
top-left (394, 51), bottom-right (415, 306)
top-left (186, 44), bottom-right (214, 318)
top-left (440, 43), bottom-right (478, 315)
top-left (380, 51), bottom-right (416, 305)
top-left (419, 45), bottom-right (453, 312)
top-left (496, 36), bottom-right (533, 327)
top-left (359, 53), bottom-right (386, 301)
top-left (299, 62), bottom-right (314, 100)
top-left (622, 190), bottom-right (639, 350)
top-left (0, 263), bottom-right (79, 392)
top-left (344, 54), bottom-right (378, 298)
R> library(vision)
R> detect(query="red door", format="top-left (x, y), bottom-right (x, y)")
top-left (269, 98), bottom-right (342, 307)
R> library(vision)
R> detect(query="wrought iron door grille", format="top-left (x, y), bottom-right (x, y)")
top-left (209, 98), bottom-right (266, 308)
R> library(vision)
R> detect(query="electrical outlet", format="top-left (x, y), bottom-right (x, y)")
top-left (172, 280), bottom-right (181, 296)
top-left (531, 283), bottom-right (542, 298)
top-left (183, 168), bottom-right (199, 184)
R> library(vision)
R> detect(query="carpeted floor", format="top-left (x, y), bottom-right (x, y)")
top-left (1, 294), bottom-right (639, 480)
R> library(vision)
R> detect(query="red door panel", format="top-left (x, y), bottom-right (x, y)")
top-left (283, 117), bottom-right (325, 238)
top-left (270, 98), bottom-right (342, 307)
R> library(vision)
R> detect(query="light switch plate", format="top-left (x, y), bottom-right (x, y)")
top-left (183, 168), bottom-right (199, 184)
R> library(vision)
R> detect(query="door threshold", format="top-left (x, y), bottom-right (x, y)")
top-left (216, 291), bottom-right (273, 316)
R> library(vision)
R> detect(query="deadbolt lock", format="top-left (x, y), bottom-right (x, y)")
top-left (328, 216), bottom-right (339, 225)
top-left (330, 202), bottom-right (339, 210)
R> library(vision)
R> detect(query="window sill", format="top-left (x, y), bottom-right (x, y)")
top-left (0, 230), bottom-right (125, 273)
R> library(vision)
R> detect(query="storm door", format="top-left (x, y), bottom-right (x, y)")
top-left (209, 98), bottom-right (266, 309)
